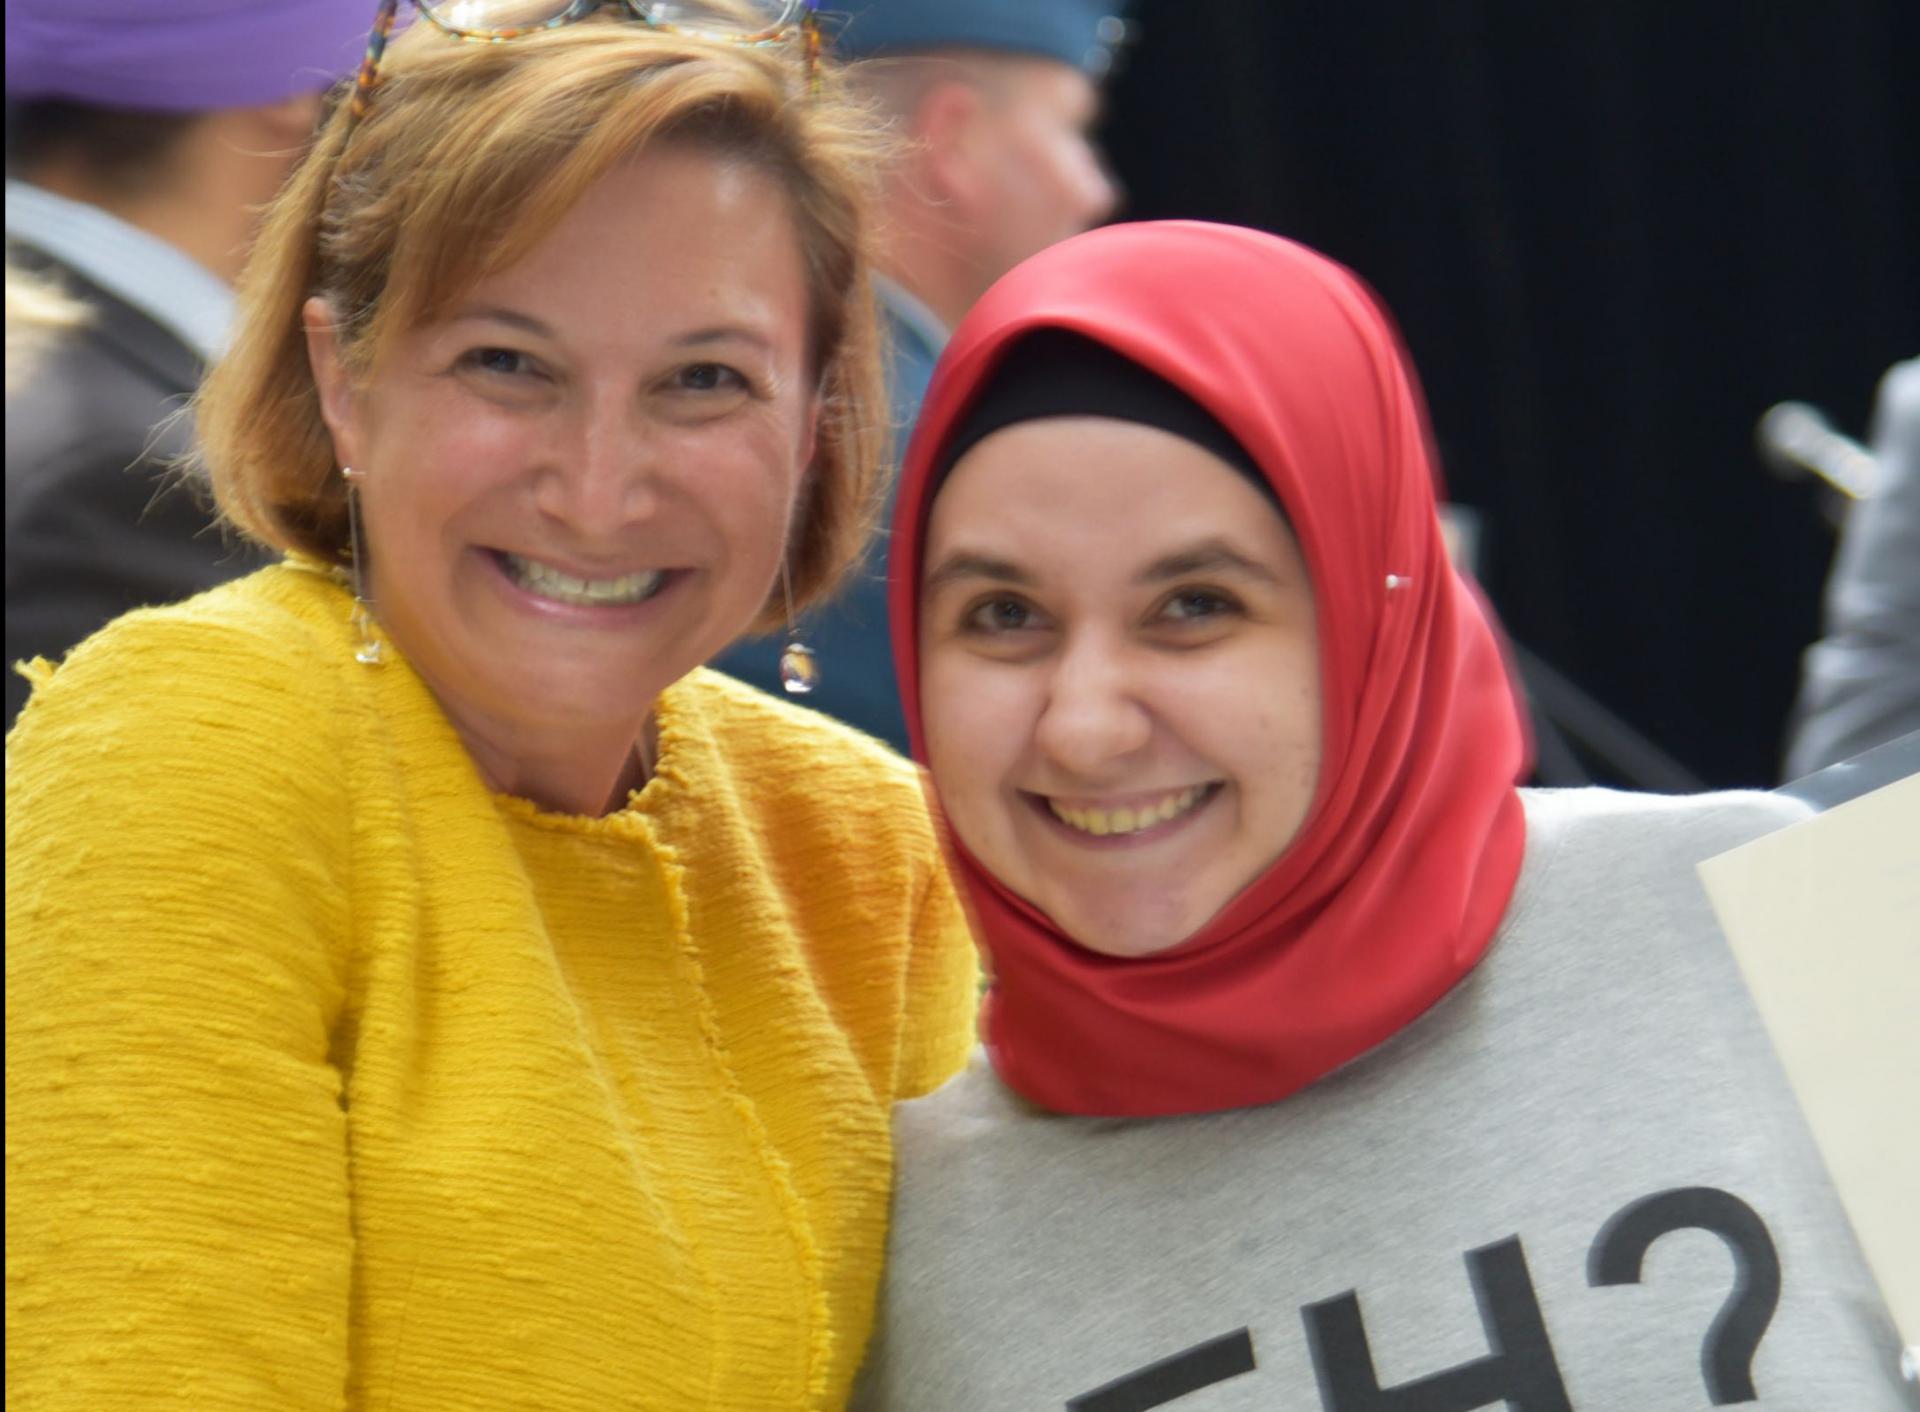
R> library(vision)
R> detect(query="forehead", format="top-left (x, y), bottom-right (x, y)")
top-left (925, 416), bottom-right (1294, 565)
top-left (427, 144), bottom-right (810, 339)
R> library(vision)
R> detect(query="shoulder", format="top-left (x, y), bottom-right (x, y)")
top-left (1875, 356), bottom-right (1920, 434)
top-left (7, 565), bottom-right (360, 942)
top-left (9, 562), bottom-right (354, 770)
top-left (668, 667), bottom-right (931, 823)
top-left (655, 670), bottom-right (950, 933)
top-left (893, 1048), bottom-right (1027, 1139)
top-left (656, 672), bottom-right (977, 1099)
top-left (1507, 787), bottom-right (1810, 923)
top-left (1521, 786), bottom-right (1808, 858)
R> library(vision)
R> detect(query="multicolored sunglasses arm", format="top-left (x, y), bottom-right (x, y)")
top-left (348, 0), bottom-right (404, 123)
top-left (802, 0), bottom-right (822, 96)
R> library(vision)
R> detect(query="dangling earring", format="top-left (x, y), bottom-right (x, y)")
top-left (776, 556), bottom-right (818, 695)
top-left (341, 466), bottom-right (384, 666)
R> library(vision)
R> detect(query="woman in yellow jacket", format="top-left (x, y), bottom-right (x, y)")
top-left (4, 5), bottom-right (977, 1408)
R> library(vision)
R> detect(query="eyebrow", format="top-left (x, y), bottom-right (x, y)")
top-left (669, 325), bottom-right (776, 353)
top-left (922, 552), bottom-right (1035, 596)
top-left (922, 537), bottom-right (1281, 595)
top-left (450, 309), bottom-right (774, 355)
top-left (452, 305), bottom-right (554, 338)
top-left (1138, 538), bottom-right (1282, 586)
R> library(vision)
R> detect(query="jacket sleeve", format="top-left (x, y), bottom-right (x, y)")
top-left (5, 613), bottom-right (354, 1410)
top-left (891, 858), bottom-right (981, 1102)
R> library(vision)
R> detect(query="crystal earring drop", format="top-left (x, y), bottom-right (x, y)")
top-left (776, 556), bottom-right (818, 695)
top-left (342, 466), bottom-right (384, 666)
top-left (780, 642), bottom-right (819, 695)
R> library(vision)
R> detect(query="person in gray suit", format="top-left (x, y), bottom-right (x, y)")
top-left (4, 0), bottom-right (365, 727)
top-left (1783, 357), bottom-right (1920, 777)
top-left (710, 0), bottom-right (1131, 749)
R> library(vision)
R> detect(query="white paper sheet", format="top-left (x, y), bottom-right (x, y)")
top-left (1698, 772), bottom-right (1919, 1356)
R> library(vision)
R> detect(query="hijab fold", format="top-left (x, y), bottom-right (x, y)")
top-left (890, 221), bottom-right (1530, 1117)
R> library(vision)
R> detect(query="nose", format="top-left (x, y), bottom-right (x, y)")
top-left (1032, 635), bottom-right (1152, 776)
top-left (534, 391), bottom-right (659, 531)
top-left (1074, 137), bottom-right (1121, 230)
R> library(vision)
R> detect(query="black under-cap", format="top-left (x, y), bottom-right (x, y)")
top-left (931, 327), bottom-right (1280, 509)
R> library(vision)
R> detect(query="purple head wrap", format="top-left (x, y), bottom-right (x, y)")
top-left (6, 0), bottom-right (371, 113)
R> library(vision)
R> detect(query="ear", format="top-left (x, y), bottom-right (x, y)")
top-left (909, 77), bottom-right (990, 208)
top-left (302, 295), bottom-right (361, 468)
top-left (205, 92), bottom-right (327, 169)
top-left (250, 90), bottom-right (328, 147)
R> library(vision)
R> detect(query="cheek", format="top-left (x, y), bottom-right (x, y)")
top-left (682, 418), bottom-right (808, 537)
top-left (367, 409), bottom-right (541, 540)
top-left (1169, 642), bottom-right (1322, 787)
top-left (919, 651), bottom-right (984, 774)
top-left (919, 651), bottom-right (1027, 829)
top-left (1232, 651), bottom-right (1324, 824)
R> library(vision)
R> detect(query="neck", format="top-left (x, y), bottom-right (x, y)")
top-left (875, 192), bottom-right (983, 332)
top-left (499, 722), bottom-right (656, 810)
top-left (451, 705), bottom-right (659, 818)
top-left (107, 191), bottom-right (254, 288)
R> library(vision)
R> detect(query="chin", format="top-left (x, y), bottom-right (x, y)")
top-left (489, 657), bottom-right (659, 730)
top-left (1050, 895), bottom-right (1211, 960)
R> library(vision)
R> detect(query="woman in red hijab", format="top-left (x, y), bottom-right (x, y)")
top-left (859, 222), bottom-right (1911, 1409)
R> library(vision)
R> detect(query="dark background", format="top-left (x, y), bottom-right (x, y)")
top-left (1098, 0), bottom-right (1917, 788)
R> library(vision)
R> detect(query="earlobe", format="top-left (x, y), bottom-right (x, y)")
top-left (302, 296), bottom-right (358, 464)
top-left (247, 90), bottom-right (328, 149)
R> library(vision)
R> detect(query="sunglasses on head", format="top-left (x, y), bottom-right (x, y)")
top-left (347, 0), bottom-right (820, 126)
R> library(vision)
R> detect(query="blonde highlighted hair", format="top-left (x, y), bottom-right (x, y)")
top-left (195, 18), bottom-right (892, 624)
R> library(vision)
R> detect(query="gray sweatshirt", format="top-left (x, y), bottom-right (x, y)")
top-left (858, 789), bottom-right (1914, 1411)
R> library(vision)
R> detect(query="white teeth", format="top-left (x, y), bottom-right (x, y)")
top-left (502, 553), bottom-right (664, 606)
top-left (1047, 786), bottom-right (1208, 837)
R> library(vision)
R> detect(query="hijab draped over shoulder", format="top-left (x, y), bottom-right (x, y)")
top-left (889, 221), bottom-right (1532, 1116)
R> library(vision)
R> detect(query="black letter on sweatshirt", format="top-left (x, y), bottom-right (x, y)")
top-left (1588, 1186), bottom-right (1780, 1405)
top-left (1303, 1236), bottom-right (1571, 1412)
top-left (1066, 1327), bottom-right (1258, 1411)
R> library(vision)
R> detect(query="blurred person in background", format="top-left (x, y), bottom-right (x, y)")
top-left (1784, 356), bottom-right (1920, 778)
top-left (4, 0), bottom-right (367, 728)
top-left (713, 0), bottom-right (1130, 749)
top-left (6, 8), bottom-right (976, 1407)
top-left (4, 256), bottom-right (89, 394)
top-left (857, 222), bottom-right (1911, 1407)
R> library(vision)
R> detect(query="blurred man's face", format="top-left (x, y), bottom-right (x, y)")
top-left (967, 57), bottom-right (1117, 292)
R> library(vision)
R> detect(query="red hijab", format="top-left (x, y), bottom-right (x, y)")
top-left (889, 222), bottom-right (1531, 1116)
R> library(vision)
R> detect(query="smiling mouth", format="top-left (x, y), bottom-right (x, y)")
top-left (495, 551), bottom-right (666, 607)
top-left (1044, 784), bottom-right (1217, 837)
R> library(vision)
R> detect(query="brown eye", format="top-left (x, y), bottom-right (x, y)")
top-left (1159, 588), bottom-right (1239, 623)
top-left (964, 596), bottom-right (1042, 634)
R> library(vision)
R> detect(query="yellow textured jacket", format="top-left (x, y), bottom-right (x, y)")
top-left (5, 562), bottom-right (978, 1411)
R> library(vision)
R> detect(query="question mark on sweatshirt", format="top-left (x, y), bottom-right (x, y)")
top-left (1588, 1187), bottom-right (1781, 1405)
